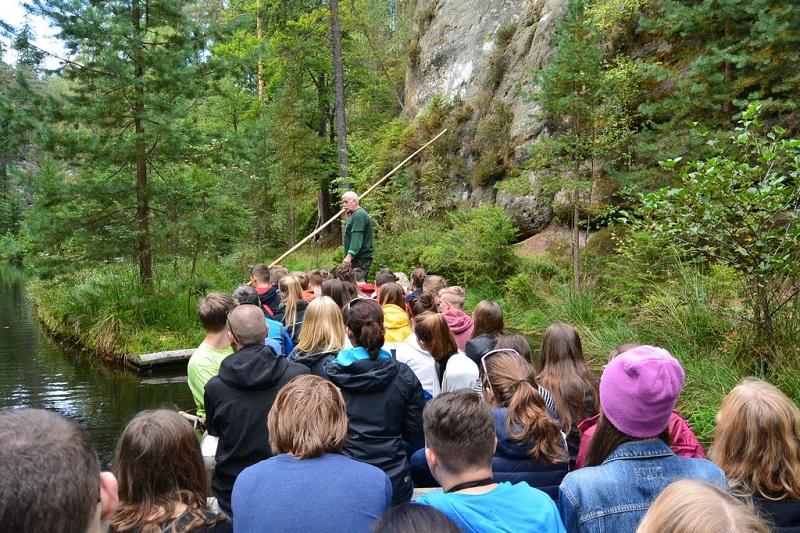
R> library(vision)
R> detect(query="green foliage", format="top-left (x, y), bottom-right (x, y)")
top-left (467, 103), bottom-right (515, 187)
top-left (623, 107), bottom-right (800, 358)
top-left (30, 260), bottom-right (240, 356)
top-left (376, 205), bottom-right (518, 287)
top-left (421, 205), bottom-right (518, 286)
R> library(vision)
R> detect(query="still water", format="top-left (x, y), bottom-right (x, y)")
top-left (0, 266), bottom-right (194, 468)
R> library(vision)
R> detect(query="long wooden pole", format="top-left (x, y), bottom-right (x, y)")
top-left (269, 128), bottom-right (448, 268)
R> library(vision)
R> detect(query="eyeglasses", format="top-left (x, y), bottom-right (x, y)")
top-left (226, 308), bottom-right (241, 344)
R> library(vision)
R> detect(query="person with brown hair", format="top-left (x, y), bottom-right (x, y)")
top-left (322, 278), bottom-right (351, 313)
top-left (481, 348), bottom-right (569, 500)
top-left (187, 292), bottom-right (236, 419)
top-left (494, 334), bottom-right (557, 413)
top-left (395, 295), bottom-right (440, 400)
top-left (535, 322), bottom-right (599, 468)
top-left (248, 264), bottom-right (281, 317)
top-left (414, 312), bottom-right (480, 397)
top-left (574, 344), bottom-right (705, 470)
top-left (0, 408), bottom-right (119, 533)
top-left (111, 410), bottom-right (231, 533)
top-left (371, 503), bottom-right (462, 533)
top-left (274, 275), bottom-right (309, 345)
top-left (464, 300), bottom-right (504, 367)
top-left (325, 298), bottom-right (424, 506)
top-left (558, 346), bottom-right (728, 533)
top-left (416, 390), bottom-right (565, 533)
top-left (204, 304), bottom-right (309, 516)
top-left (709, 378), bottom-right (800, 531)
top-left (439, 286), bottom-right (474, 351)
top-left (232, 375), bottom-right (391, 533)
top-left (637, 479), bottom-right (769, 533)
top-left (288, 296), bottom-right (346, 377)
top-left (405, 267), bottom-right (426, 304)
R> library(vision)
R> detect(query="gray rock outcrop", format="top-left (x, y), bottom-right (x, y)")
top-left (404, 0), bottom-right (568, 238)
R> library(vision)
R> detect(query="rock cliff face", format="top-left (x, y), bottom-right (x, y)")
top-left (404, 0), bottom-right (567, 238)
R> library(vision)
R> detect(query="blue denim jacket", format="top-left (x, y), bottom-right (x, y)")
top-left (558, 439), bottom-right (728, 533)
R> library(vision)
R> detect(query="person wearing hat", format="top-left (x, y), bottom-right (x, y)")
top-left (557, 345), bottom-right (728, 533)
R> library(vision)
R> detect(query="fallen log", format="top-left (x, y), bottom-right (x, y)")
top-left (125, 349), bottom-right (194, 370)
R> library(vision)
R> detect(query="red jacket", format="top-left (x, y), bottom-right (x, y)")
top-left (574, 411), bottom-right (705, 469)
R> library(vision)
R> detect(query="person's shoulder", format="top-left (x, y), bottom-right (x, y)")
top-left (416, 489), bottom-right (446, 506)
top-left (502, 481), bottom-right (555, 503)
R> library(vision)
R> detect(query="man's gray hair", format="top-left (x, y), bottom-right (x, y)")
top-left (342, 191), bottom-right (359, 202)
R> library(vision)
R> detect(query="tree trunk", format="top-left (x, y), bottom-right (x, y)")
top-left (572, 188), bottom-right (580, 294)
top-left (314, 72), bottom-right (334, 238)
top-left (133, 0), bottom-right (152, 286)
top-left (256, 0), bottom-right (265, 101)
top-left (330, 0), bottom-right (349, 189)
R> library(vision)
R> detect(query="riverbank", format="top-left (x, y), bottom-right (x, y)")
top-left (0, 264), bottom-right (194, 467)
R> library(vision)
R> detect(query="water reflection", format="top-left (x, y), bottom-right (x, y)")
top-left (0, 265), bottom-right (194, 468)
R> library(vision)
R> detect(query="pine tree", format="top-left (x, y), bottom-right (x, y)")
top-left (532, 0), bottom-right (605, 293)
top-left (26, 0), bottom-right (208, 284)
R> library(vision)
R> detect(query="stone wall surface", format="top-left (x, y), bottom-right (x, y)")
top-left (404, 0), bottom-right (568, 238)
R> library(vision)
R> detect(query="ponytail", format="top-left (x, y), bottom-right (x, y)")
top-left (484, 350), bottom-right (567, 464)
top-left (346, 298), bottom-right (385, 359)
top-left (506, 377), bottom-right (568, 463)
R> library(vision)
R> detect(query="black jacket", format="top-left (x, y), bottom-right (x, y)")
top-left (204, 343), bottom-right (310, 515)
top-left (754, 497), bottom-right (800, 533)
top-left (492, 407), bottom-right (569, 501)
top-left (273, 300), bottom-right (308, 345)
top-left (465, 333), bottom-right (498, 368)
top-left (326, 357), bottom-right (424, 506)
top-left (288, 348), bottom-right (337, 378)
top-left (258, 285), bottom-right (281, 316)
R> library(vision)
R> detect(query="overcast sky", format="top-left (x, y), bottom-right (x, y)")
top-left (2, 1), bottom-right (67, 69)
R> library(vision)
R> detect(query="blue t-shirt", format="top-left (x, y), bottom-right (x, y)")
top-left (417, 481), bottom-right (566, 533)
top-left (232, 453), bottom-right (392, 533)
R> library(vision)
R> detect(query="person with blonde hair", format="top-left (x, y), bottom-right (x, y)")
top-left (111, 410), bottom-right (231, 533)
top-left (275, 275), bottom-right (309, 345)
top-left (288, 296), bottom-right (346, 377)
top-left (378, 282), bottom-right (413, 353)
top-left (233, 375), bottom-right (391, 533)
top-left (709, 378), bottom-right (800, 531)
top-left (637, 479), bottom-right (768, 533)
top-left (439, 286), bottom-right (474, 351)
top-left (481, 348), bottom-right (569, 500)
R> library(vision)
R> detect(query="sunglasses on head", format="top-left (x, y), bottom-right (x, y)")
top-left (481, 348), bottom-right (522, 390)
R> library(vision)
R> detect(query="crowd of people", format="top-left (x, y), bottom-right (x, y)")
top-left (3, 226), bottom-right (800, 531)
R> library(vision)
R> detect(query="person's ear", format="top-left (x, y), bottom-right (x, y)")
top-left (483, 386), bottom-right (496, 405)
top-left (425, 447), bottom-right (438, 471)
top-left (99, 472), bottom-right (119, 522)
top-left (493, 437), bottom-right (498, 454)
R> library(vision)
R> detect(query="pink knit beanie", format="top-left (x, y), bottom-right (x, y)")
top-left (599, 345), bottom-right (685, 438)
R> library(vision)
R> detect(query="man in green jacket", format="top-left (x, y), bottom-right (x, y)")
top-left (342, 191), bottom-right (374, 277)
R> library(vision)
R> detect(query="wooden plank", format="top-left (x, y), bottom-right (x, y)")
top-left (125, 349), bottom-right (194, 370)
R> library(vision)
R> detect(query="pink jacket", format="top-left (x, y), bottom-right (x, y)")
top-left (575, 411), bottom-right (705, 469)
top-left (443, 310), bottom-right (475, 351)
